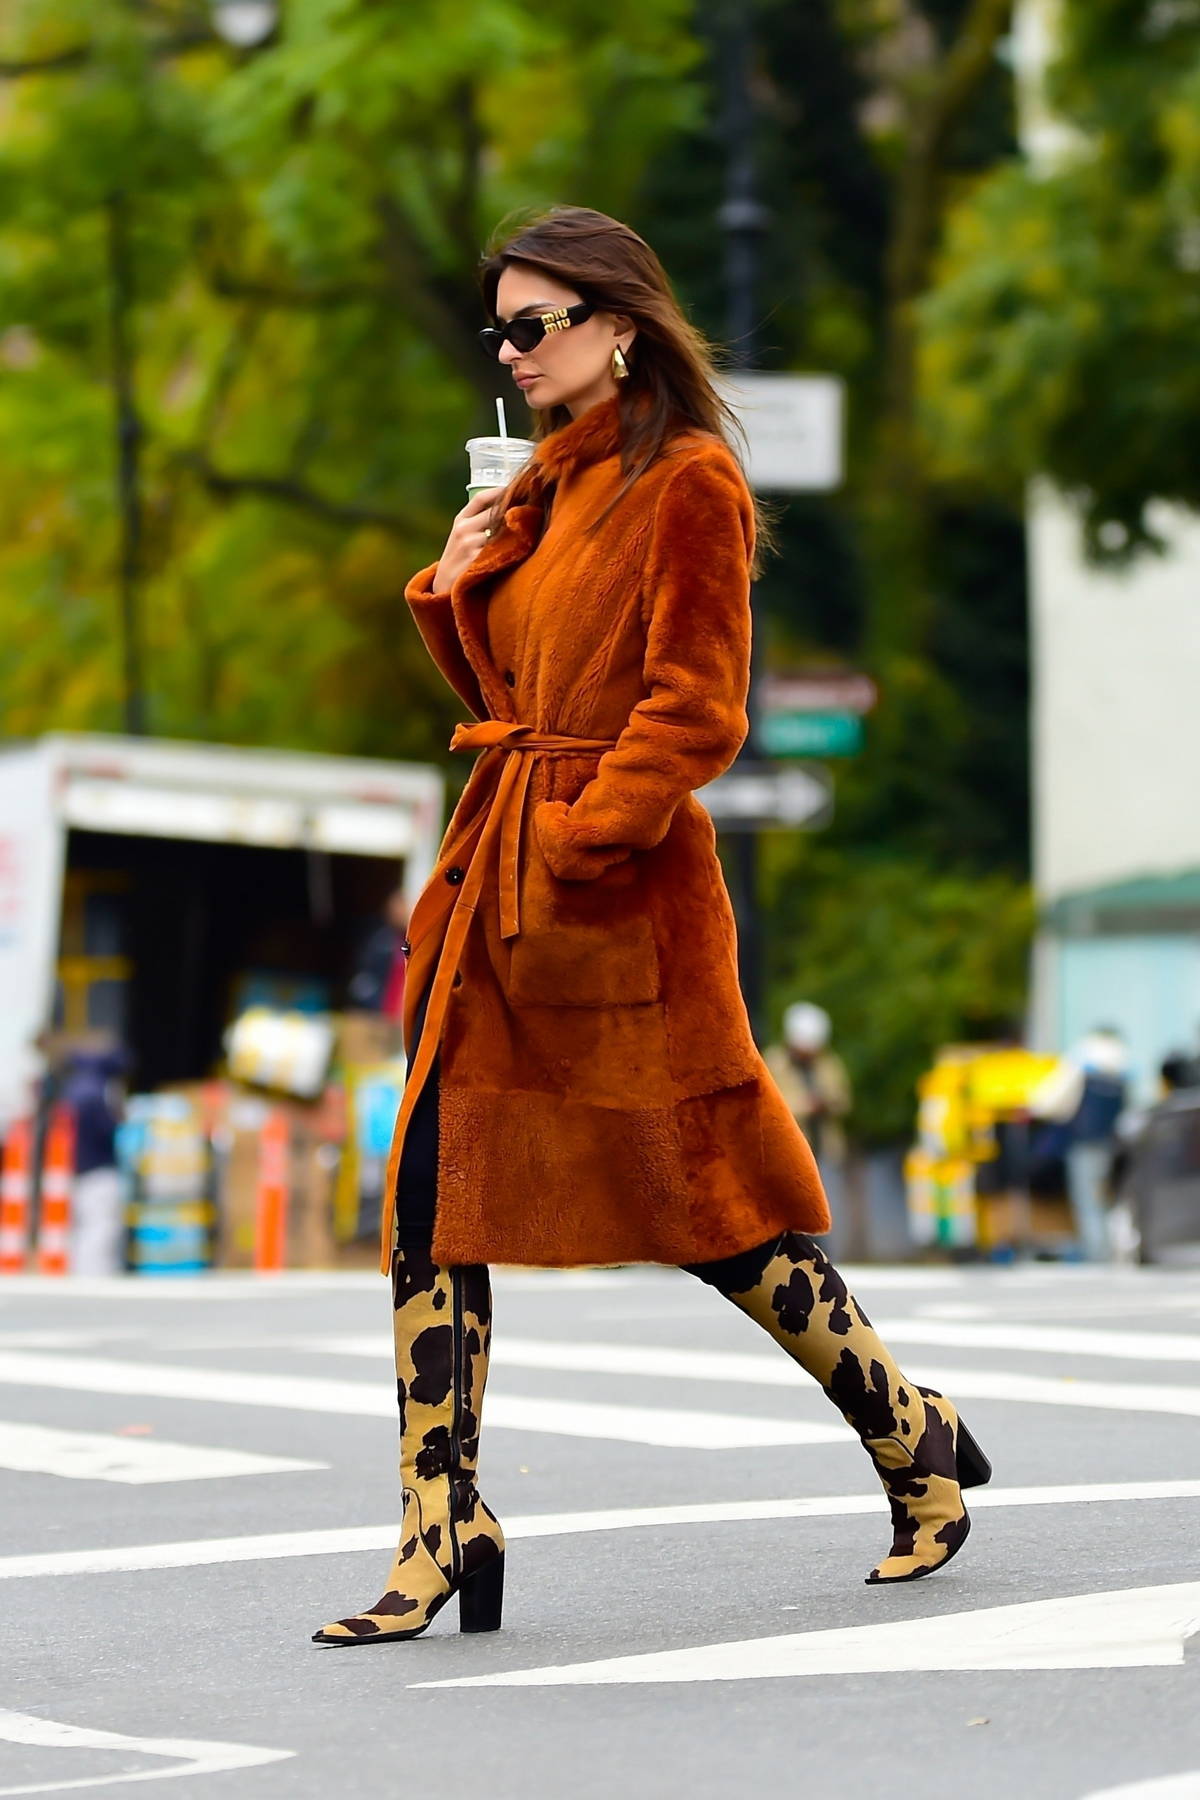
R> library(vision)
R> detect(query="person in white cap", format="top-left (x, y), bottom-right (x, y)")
top-left (766, 1002), bottom-right (852, 1171)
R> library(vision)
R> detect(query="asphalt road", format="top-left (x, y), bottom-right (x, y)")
top-left (2, 1259), bottom-right (1200, 1800)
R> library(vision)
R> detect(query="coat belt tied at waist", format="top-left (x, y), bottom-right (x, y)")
top-left (378, 718), bottom-right (617, 1270)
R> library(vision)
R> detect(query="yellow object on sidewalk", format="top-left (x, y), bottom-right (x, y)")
top-left (907, 1045), bottom-right (1061, 1250)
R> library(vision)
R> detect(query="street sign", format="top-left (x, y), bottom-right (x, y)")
top-left (697, 763), bottom-right (834, 832)
top-left (760, 711), bottom-right (863, 758)
top-left (717, 374), bottom-right (844, 492)
top-left (759, 673), bottom-right (878, 715)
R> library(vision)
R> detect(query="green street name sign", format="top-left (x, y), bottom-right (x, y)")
top-left (760, 710), bottom-right (863, 758)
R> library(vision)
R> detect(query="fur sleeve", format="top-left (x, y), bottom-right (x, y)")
top-left (534, 446), bottom-right (752, 880)
top-left (405, 564), bottom-right (487, 721)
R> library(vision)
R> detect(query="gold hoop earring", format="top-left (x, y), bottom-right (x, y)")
top-left (612, 344), bottom-right (630, 382)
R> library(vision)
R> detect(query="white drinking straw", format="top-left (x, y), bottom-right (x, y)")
top-left (496, 396), bottom-right (508, 439)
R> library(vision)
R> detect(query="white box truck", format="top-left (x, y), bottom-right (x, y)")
top-left (0, 733), bottom-right (444, 1124)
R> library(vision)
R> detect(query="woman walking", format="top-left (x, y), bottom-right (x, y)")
top-left (313, 206), bottom-right (990, 1647)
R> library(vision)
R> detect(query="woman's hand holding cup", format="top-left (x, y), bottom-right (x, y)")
top-left (434, 488), bottom-right (502, 594)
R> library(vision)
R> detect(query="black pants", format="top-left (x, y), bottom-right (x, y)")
top-left (392, 981), bottom-right (789, 1285)
top-left (393, 980), bottom-right (440, 1250)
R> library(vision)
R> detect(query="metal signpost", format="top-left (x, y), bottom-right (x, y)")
top-left (711, 0), bottom-right (848, 1038)
top-left (713, 373), bottom-right (849, 1032)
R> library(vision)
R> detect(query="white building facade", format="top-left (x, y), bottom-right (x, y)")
top-left (1017, 0), bottom-right (1200, 1094)
top-left (1028, 492), bottom-right (1200, 1093)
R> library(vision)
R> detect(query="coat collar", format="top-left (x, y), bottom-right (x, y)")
top-left (448, 398), bottom-right (623, 722)
top-left (450, 501), bottom-right (543, 722)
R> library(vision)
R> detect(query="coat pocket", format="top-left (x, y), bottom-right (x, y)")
top-left (508, 862), bottom-right (661, 1008)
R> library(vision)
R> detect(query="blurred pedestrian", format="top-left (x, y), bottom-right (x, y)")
top-left (347, 887), bottom-right (409, 1022)
top-left (1159, 1052), bottom-right (1194, 1097)
top-left (1032, 1026), bottom-right (1130, 1262)
top-left (59, 1046), bottom-right (126, 1277)
top-left (765, 1002), bottom-right (852, 1163)
top-left (314, 206), bottom-right (991, 1650)
top-left (765, 1002), bottom-right (852, 1232)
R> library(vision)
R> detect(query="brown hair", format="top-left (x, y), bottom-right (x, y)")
top-left (480, 205), bottom-right (770, 563)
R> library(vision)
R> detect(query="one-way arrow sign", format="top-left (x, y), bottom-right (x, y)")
top-left (697, 763), bottom-right (833, 831)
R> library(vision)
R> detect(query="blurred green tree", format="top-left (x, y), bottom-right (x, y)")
top-left (641, 0), bottom-right (1028, 868)
top-left (921, 0), bottom-right (1200, 558)
top-left (0, 0), bottom-right (698, 749)
top-left (764, 843), bottom-right (1035, 1142)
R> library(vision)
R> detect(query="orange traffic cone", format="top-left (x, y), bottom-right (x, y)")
top-left (0, 1119), bottom-right (33, 1275)
top-left (254, 1110), bottom-right (290, 1274)
top-left (36, 1107), bottom-right (76, 1277)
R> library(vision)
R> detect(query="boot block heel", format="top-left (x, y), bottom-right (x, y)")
top-left (459, 1552), bottom-right (505, 1633)
top-left (955, 1419), bottom-right (992, 1489)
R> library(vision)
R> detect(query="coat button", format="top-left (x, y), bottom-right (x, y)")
top-left (452, 972), bottom-right (463, 989)
top-left (445, 865), bottom-right (465, 886)
top-left (400, 938), bottom-right (411, 958)
top-left (504, 669), bottom-right (516, 687)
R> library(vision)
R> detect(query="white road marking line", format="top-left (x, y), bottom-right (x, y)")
top-left (12, 1332), bottom-right (1200, 1429)
top-left (0, 1422), bottom-right (323, 1485)
top-left (0, 1352), bottom-right (846, 1451)
top-left (0, 1351), bottom-right (397, 1412)
top-left (417, 1580), bottom-right (1200, 1688)
top-left (305, 1332), bottom-right (818, 1390)
top-left (875, 1318), bottom-right (1200, 1364)
top-left (911, 1365), bottom-right (1200, 1417)
top-left (811, 1267), bottom-right (969, 1289)
top-left (0, 1269), bottom-right (637, 1300)
top-left (0, 1334), bottom-right (143, 1351)
top-left (917, 1304), bottom-right (994, 1321)
top-left (489, 1394), bottom-right (847, 1449)
top-left (0, 1266), bottom-right (971, 1300)
top-left (0, 1264), bottom-right (1194, 1302)
top-left (1083, 1777), bottom-right (1200, 1799)
top-left (0, 1709), bottom-right (291, 1795)
top-left (1, 1479), bottom-right (1198, 1583)
top-left (496, 1271), bottom-right (646, 1290)
top-left (297, 1333), bottom-right (408, 1357)
top-left (925, 1292), bottom-right (1200, 1325)
top-left (0, 1274), bottom-right (381, 1299)
top-left (297, 1332), bottom-right (1200, 1420)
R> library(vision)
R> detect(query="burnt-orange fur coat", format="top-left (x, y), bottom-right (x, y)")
top-left (383, 395), bottom-right (830, 1269)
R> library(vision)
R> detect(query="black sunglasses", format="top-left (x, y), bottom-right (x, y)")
top-left (478, 301), bottom-right (595, 360)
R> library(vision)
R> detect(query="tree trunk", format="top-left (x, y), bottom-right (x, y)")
top-left (867, 0), bottom-right (1014, 668)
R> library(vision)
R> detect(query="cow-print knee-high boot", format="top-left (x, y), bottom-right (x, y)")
top-left (688, 1233), bottom-right (991, 1583)
top-left (312, 1246), bottom-right (505, 1643)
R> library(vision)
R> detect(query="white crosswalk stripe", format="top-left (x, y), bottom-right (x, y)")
top-left (6, 1311), bottom-right (1200, 1490)
top-left (295, 1331), bottom-right (1200, 1420)
top-left (416, 1580), bottom-right (1200, 1687)
top-left (0, 1350), bottom-right (849, 1450)
top-left (0, 1420), bottom-right (323, 1484)
top-left (0, 1707), bottom-right (293, 1788)
top-left (2, 1480), bottom-right (1198, 1584)
top-left (874, 1317), bottom-right (1200, 1363)
top-left (1082, 1778), bottom-right (1200, 1800)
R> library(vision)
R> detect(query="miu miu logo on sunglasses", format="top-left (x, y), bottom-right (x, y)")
top-left (541, 309), bottom-right (572, 334)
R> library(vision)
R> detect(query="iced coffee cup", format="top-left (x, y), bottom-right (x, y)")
top-left (466, 435), bottom-right (536, 499)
